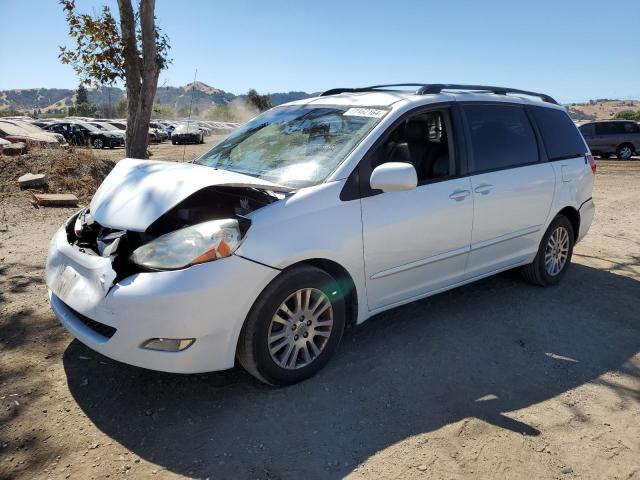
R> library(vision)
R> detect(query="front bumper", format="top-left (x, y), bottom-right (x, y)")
top-left (45, 226), bottom-right (279, 373)
top-left (172, 134), bottom-right (199, 143)
top-left (106, 136), bottom-right (125, 147)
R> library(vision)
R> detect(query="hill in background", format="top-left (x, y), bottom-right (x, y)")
top-left (2, 84), bottom-right (638, 121)
top-left (0, 82), bottom-right (311, 113)
top-left (567, 99), bottom-right (640, 121)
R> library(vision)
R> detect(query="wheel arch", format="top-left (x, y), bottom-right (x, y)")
top-left (267, 258), bottom-right (359, 330)
top-left (617, 142), bottom-right (636, 153)
top-left (556, 206), bottom-right (580, 239)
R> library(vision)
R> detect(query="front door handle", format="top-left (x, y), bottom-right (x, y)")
top-left (449, 189), bottom-right (471, 201)
top-left (474, 184), bottom-right (494, 195)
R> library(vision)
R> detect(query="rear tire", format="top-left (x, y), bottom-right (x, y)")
top-left (237, 265), bottom-right (346, 386)
top-left (616, 144), bottom-right (634, 160)
top-left (521, 215), bottom-right (574, 286)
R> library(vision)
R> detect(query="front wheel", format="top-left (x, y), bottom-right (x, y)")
top-left (92, 138), bottom-right (104, 149)
top-left (521, 215), bottom-right (574, 286)
top-left (237, 265), bottom-right (346, 385)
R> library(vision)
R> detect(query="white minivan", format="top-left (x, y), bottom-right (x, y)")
top-left (45, 84), bottom-right (596, 385)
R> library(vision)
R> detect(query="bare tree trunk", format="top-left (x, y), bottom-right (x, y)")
top-left (117, 0), bottom-right (160, 159)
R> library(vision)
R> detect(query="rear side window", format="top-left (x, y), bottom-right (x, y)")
top-left (464, 104), bottom-right (538, 172)
top-left (595, 122), bottom-right (626, 135)
top-left (530, 106), bottom-right (586, 160)
top-left (623, 122), bottom-right (639, 133)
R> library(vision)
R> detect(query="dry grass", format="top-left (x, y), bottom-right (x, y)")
top-left (0, 145), bottom-right (115, 201)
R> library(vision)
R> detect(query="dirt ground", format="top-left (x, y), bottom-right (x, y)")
top-left (0, 153), bottom-right (639, 480)
top-left (94, 135), bottom-right (226, 163)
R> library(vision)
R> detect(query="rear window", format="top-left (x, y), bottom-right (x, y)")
top-left (464, 104), bottom-right (539, 172)
top-left (530, 106), bottom-right (586, 160)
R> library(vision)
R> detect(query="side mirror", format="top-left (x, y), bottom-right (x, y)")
top-left (370, 162), bottom-right (418, 193)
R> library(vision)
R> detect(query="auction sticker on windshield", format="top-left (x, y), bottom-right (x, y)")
top-left (343, 107), bottom-right (387, 118)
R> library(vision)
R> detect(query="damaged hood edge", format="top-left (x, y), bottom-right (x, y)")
top-left (90, 158), bottom-right (291, 232)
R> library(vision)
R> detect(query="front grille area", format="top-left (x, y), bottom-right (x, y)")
top-left (66, 303), bottom-right (117, 339)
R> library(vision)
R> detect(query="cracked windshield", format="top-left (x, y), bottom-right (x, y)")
top-left (196, 105), bottom-right (388, 188)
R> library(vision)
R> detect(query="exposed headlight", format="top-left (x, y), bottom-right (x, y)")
top-left (129, 219), bottom-right (241, 270)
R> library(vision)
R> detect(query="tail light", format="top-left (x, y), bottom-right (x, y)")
top-left (586, 154), bottom-right (596, 175)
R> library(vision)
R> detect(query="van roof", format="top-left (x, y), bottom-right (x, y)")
top-left (285, 84), bottom-right (562, 110)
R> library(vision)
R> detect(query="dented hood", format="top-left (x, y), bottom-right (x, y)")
top-left (90, 158), bottom-right (290, 231)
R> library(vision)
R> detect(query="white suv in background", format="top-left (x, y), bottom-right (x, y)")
top-left (45, 84), bottom-right (596, 385)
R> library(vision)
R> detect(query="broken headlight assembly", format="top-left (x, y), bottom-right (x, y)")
top-left (129, 218), bottom-right (242, 270)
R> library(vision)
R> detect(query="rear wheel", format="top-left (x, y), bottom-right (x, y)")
top-left (616, 144), bottom-right (634, 160)
top-left (237, 265), bottom-right (346, 385)
top-left (521, 215), bottom-right (574, 286)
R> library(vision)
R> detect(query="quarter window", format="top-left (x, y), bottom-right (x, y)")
top-left (531, 106), bottom-right (586, 160)
top-left (464, 104), bottom-right (538, 172)
top-left (623, 122), bottom-right (639, 133)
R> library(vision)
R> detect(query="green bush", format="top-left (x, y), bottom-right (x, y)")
top-left (614, 110), bottom-right (640, 121)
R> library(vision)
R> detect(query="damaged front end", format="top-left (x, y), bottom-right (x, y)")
top-left (65, 185), bottom-right (282, 285)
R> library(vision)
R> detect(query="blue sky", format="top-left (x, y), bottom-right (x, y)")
top-left (1, 0), bottom-right (638, 103)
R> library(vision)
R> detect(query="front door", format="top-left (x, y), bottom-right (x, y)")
top-left (359, 107), bottom-right (474, 311)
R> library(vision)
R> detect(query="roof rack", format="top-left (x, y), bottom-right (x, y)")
top-left (319, 83), bottom-right (558, 104)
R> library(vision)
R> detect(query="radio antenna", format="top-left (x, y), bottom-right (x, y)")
top-left (183, 68), bottom-right (198, 162)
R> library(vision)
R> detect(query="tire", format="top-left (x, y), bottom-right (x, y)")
top-left (92, 138), bottom-right (104, 149)
top-left (521, 215), bottom-right (574, 286)
top-left (172, 140), bottom-right (177, 145)
top-left (237, 265), bottom-right (346, 386)
top-left (616, 144), bottom-right (634, 160)
top-left (599, 153), bottom-right (611, 159)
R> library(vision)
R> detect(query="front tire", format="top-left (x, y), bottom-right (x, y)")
top-left (521, 215), bottom-right (574, 286)
top-left (237, 265), bottom-right (346, 386)
top-left (92, 138), bottom-right (104, 149)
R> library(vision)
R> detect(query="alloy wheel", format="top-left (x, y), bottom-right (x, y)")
top-left (544, 226), bottom-right (569, 276)
top-left (268, 288), bottom-right (333, 369)
top-left (619, 146), bottom-right (633, 160)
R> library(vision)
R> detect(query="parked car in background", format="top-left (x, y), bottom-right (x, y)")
top-left (45, 84), bottom-right (595, 385)
top-left (0, 119), bottom-right (66, 145)
top-left (578, 120), bottom-right (639, 159)
top-left (171, 122), bottom-right (204, 144)
top-left (197, 122), bottom-right (212, 136)
top-left (0, 120), bottom-right (60, 147)
top-left (149, 121), bottom-right (172, 139)
top-left (43, 121), bottom-right (125, 149)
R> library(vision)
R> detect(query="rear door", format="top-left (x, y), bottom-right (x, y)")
top-left (462, 103), bottom-right (556, 277)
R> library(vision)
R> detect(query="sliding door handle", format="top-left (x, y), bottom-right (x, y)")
top-left (474, 184), bottom-right (494, 195)
top-left (449, 189), bottom-right (471, 201)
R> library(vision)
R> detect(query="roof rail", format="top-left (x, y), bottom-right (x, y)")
top-left (319, 84), bottom-right (428, 96)
top-left (319, 83), bottom-right (558, 104)
top-left (417, 84), bottom-right (558, 104)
